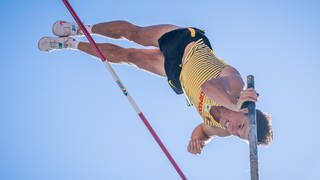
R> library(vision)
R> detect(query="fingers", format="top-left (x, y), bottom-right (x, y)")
top-left (240, 108), bottom-right (249, 113)
top-left (235, 88), bottom-right (260, 111)
top-left (240, 88), bottom-right (259, 102)
top-left (188, 140), bottom-right (200, 154)
top-left (188, 139), bottom-right (205, 154)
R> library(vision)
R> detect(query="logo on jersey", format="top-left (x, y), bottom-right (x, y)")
top-left (197, 91), bottom-right (205, 114)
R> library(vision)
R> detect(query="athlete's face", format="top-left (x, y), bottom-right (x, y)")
top-left (220, 109), bottom-right (249, 140)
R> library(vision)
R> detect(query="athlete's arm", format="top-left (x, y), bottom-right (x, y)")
top-left (201, 66), bottom-right (257, 112)
top-left (187, 123), bottom-right (230, 154)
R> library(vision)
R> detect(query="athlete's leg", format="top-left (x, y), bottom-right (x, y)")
top-left (38, 36), bottom-right (166, 76)
top-left (91, 20), bottom-right (181, 47)
top-left (78, 42), bottom-right (166, 76)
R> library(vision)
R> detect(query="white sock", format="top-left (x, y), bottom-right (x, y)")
top-left (77, 24), bottom-right (93, 35)
top-left (86, 25), bottom-right (93, 34)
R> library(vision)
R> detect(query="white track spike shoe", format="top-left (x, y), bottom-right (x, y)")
top-left (52, 20), bottom-right (81, 37)
top-left (38, 36), bottom-right (77, 52)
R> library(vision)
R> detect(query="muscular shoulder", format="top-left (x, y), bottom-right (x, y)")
top-left (220, 65), bottom-right (241, 77)
top-left (220, 65), bottom-right (244, 97)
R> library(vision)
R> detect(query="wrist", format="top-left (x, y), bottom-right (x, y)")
top-left (191, 133), bottom-right (208, 141)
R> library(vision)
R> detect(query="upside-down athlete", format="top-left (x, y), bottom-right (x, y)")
top-left (39, 20), bottom-right (273, 154)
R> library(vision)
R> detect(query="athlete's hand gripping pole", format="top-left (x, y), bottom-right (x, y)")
top-left (247, 75), bottom-right (259, 180)
top-left (61, 0), bottom-right (187, 179)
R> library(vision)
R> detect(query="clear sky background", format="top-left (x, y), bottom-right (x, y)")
top-left (1, 0), bottom-right (320, 179)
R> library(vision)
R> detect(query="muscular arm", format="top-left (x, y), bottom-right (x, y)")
top-left (188, 123), bottom-right (230, 154)
top-left (201, 66), bottom-right (245, 112)
top-left (192, 123), bottom-right (230, 140)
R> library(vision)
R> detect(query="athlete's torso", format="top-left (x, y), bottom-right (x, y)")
top-left (180, 39), bottom-right (226, 128)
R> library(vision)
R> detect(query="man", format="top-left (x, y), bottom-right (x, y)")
top-left (39, 20), bottom-right (273, 154)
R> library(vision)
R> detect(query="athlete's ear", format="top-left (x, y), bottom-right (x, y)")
top-left (240, 108), bottom-right (248, 114)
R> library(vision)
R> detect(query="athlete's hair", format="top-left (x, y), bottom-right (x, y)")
top-left (256, 109), bottom-right (273, 146)
top-left (241, 103), bottom-right (273, 146)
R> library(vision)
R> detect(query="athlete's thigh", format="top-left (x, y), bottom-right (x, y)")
top-left (126, 48), bottom-right (166, 77)
top-left (136, 24), bottom-right (181, 47)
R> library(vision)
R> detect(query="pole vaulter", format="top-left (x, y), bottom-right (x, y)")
top-left (37, 1), bottom-right (272, 179)
top-left (61, 0), bottom-right (187, 179)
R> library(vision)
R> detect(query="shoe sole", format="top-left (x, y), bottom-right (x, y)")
top-left (38, 36), bottom-right (52, 52)
top-left (52, 20), bottom-right (70, 37)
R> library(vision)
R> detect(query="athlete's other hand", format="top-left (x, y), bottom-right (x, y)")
top-left (187, 139), bottom-right (205, 154)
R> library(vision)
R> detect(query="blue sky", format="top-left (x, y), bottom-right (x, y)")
top-left (1, 0), bottom-right (320, 179)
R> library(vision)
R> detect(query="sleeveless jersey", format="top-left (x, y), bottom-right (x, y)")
top-left (180, 39), bottom-right (226, 128)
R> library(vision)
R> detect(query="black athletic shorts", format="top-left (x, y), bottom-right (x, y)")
top-left (158, 27), bottom-right (212, 94)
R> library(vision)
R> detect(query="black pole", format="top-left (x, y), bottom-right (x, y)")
top-left (247, 75), bottom-right (259, 180)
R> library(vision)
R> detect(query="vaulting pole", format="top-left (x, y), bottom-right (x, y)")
top-left (61, 0), bottom-right (186, 179)
top-left (247, 75), bottom-right (259, 180)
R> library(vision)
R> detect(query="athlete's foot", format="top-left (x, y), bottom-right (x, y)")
top-left (52, 20), bottom-right (92, 37)
top-left (38, 36), bottom-right (79, 52)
